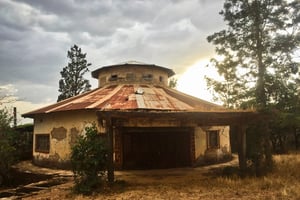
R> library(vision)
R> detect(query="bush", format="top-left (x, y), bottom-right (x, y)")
top-left (70, 124), bottom-right (108, 194)
top-left (0, 139), bottom-right (17, 186)
top-left (0, 108), bottom-right (17, 186)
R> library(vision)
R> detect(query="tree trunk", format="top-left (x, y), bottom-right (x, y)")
top-left (106, 118), bottom-right (114, 184)
top-left (294, 127), bottom-right (299, 150)
top-left (254, 0), bottom-right (267, 109)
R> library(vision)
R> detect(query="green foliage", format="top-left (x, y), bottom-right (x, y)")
top-left (57, 44), bottom-right (91, 102)
top-left (206, 0), bottom-right (299, 109)
top-left (70, 124), bottom-right (108, 194)
top-left (269, 111), bottom-right (300, 153)
top-left (0, 108), bottom-right (13, 132)
top-left (0, 139), bottom-right (16, 186)
top-left (268, 86), bottom-right (300, 153)
top-left (168, 78), bottom-right (178, 89)
top-left (206, 0), bottom-right (299, 175)
top-left (0, 108), bottom-right (17, 186)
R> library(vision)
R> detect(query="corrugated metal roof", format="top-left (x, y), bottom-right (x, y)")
top-left (23, 84), bottom-right (228, 117)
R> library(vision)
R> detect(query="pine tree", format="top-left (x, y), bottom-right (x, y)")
top-left (57, 45), bottom-right (91, 102)
top-left (207, 0), bottom-right (299, 109)
top-left (206, 0), bottom-right (299, 175)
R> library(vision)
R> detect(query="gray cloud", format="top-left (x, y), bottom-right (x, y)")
top-left (0, 0), bottom-right (225, 104)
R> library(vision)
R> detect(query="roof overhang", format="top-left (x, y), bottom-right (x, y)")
top-left (96, 110), bottom-right (261, 126)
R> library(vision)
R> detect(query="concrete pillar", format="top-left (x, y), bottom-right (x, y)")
top-left (237, 125), bottom-right (247, 172)
top-left (106, 118), bottom-right (114, 184)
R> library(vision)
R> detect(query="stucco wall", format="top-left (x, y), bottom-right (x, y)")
top-left (194, 126), bottom-right (231, 165)
top-left (33, 110), bottom-right (99, 168)
top-left (97, 66), bottom-right (169, 87)
top-left (194, 127), bottom-right (207, 160)
top-left (32, 112), bottom-right (232, 169)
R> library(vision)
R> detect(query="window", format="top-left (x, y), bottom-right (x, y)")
top-left (159, 76), bottom-right (164, 82)
top-left (109, 74), bottom-right (118, 81)
top-left (35, 134), bottom-right (50, 153)
top-left (207, 130), bottom-right (219, 149)
top-left (142, 74), bottom-right (153, 81)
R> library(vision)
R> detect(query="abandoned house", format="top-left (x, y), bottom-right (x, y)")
top-left (23, 61), bottom-right (253, 170)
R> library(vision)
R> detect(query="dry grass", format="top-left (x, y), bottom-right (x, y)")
top-left (205, 152), bottom-right (300, 200)
top-left (22, 152), bottom-right (300, 200)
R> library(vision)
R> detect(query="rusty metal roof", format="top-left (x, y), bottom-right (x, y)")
top-left (23, 84), bottom-right (228, 118)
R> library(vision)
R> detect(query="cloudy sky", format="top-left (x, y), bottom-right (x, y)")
top-left (0, 0), bottom-right (226, 124)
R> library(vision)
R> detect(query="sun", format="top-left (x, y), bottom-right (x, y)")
top-left (176, 59), bottom-right (221, 103)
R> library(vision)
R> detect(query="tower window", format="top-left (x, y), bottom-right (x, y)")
top-left (142, 74), bottom-right (153, 81)
top-left (109, 74), bottom-right (118, 81)
top-left (159, 76), bottom-right (164, 82)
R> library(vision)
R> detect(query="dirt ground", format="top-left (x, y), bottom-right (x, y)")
top-left (4, 155), bottom-right (298, 200)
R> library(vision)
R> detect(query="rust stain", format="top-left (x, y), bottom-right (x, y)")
top-left (23, 84), bottom-right (228, 117)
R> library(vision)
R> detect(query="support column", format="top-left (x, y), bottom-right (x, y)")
top-left (106, 118), bottom-right (114, 184)
top-left (237, 125), bottom-right (247, 172)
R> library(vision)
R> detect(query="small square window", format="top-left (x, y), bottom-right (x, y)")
top-left (159, 76), bottom-right (164, 82)
top-left (109, 74), bottom-right (118, 81)
top-left (142, 74), bottom-right (153, 81)
top-left (207, 130), bottom-right (219, 149)
top-left (35, 134), bottom-right (50, 153)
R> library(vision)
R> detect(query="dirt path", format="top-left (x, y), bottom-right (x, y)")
top-left (9, 156), bottom-right (239, 200)
top-left (115, 156), bottom-right (238, 185)
top-left (5, 154), bottom-right (300, 199)
top-left (8, 156), bottom-right (238, 200)
top-left (14, 155), bottom-right (238, 181)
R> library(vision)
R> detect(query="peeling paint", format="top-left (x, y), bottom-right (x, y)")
top-left (51, 127), bottom-right (67, 141)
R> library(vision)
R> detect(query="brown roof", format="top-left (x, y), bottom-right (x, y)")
top-left (22, 84), bottom-right (228, 118)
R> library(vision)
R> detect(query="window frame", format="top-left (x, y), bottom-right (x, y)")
top-left (206, 130), bottom-right (220, 149)
top-left (35, 134), bottom-right (50, 153)
top-left (109, 74), bottom-right (118, 81)
top-left (142, 74), bottom-right (153, 81)
top-left (159, 76), bottom-right (164, 83)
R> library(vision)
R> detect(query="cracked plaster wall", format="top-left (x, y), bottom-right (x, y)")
top-left (32, 110), bottom-right (100, 168)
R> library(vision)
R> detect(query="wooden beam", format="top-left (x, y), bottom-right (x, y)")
top-left (97, 110), bottom-right (258, 126)
top-left (106, 117), bottom-right (114, 184)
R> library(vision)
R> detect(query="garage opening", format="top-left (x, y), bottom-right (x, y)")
top-left (122, 127), bottom-right (192, 169)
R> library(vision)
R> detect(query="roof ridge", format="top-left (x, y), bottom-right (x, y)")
top-left (116, 60), bottom-right (150, 65)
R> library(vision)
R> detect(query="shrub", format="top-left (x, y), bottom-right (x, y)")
top-left (0, 108), bottom-right (17, 186)
top-left (70, 124), bottom-right (108, 194)
top-left (0, 139), bottom-right (17, 186)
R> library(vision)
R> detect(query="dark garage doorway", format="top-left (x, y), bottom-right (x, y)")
top-left (122, 127), bottom-right (192, 169)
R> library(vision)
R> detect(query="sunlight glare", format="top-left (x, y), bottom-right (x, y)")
top-left (177, 59), bottom-right (221, 103)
